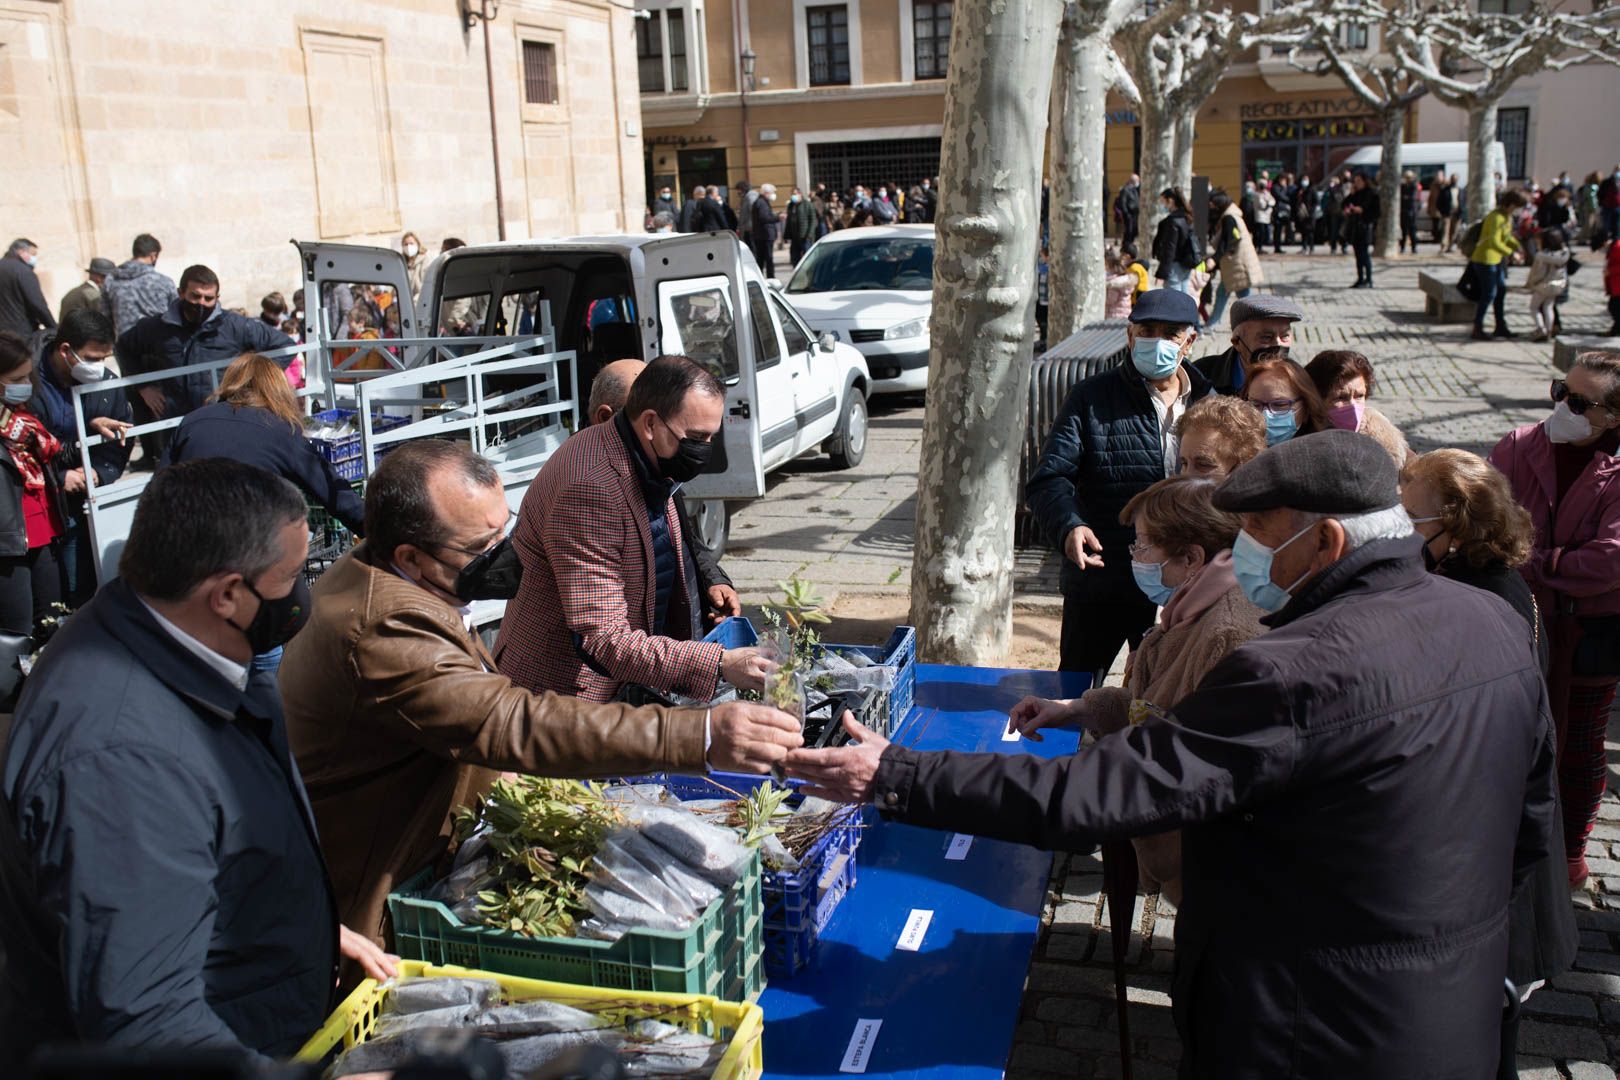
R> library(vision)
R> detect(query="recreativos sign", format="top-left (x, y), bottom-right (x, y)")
top-left (1240, 98), bottom-right (1364, 120)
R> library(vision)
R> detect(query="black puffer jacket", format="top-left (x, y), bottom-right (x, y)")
top-left (871, 535), bottom-right (1560, 1078)
top-left (1025, 361), bottom-right (1213, 602)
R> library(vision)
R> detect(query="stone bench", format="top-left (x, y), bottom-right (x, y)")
top-left (1417, 270), bottom-right (1474, 323)
top-left (1553, 334), bottom-right (1620, 373)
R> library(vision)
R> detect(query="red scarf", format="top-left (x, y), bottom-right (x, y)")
top-left (0, 407), bottom-right (61, 492)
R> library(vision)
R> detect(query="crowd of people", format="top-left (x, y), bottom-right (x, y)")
top-left (648, 176), bottom-right (939, 276)
top-left (922, 279), bottom-right (1617, 1074)
top-left (1130, 161), bottom-right (1620, 344)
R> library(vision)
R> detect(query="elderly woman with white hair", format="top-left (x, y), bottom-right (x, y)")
top-left (786, 430), bottom-right (1561, 1079)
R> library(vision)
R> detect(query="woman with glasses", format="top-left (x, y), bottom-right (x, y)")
top-left (1305, 349), bottom-right (1411, 468)
top-left (1489, 350), bottom-right (1620, 890)
top-left (1008, 475), bottom-right (1264, 904)
top-left (1401, 448), bottom-right (1578, 1079)
top-left (1241, 354), bottom-right (1328, 446)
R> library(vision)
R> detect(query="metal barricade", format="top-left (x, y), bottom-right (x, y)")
top-left (1017, 320), bottom-right (1131, 548)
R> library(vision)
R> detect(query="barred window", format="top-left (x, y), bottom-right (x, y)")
top-left (807, 5), bottom-right (850, 87)
top-left (914, 1), bottom-right (952, 80)
top-left (1497, 107), bottom-right (1529, 180)
top-left (522, 41), bottom-right (558, 105)
top-left (636, 17), bottom-right (663, 93)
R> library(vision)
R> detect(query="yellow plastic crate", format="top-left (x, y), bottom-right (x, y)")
top-left (296, 959), bottom-right (763, 1079)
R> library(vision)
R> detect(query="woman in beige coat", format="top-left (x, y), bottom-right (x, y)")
top-left (1009, 475), bottom-right (1265, 904)
top-left (1207, 189), bottom-right (1264, 329)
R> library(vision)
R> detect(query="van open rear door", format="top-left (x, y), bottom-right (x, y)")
top-left (636, 233), bottom-right (766, 499)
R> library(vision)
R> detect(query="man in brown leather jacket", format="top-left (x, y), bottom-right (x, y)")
top-left (281, 440), bottom-right (801, 967)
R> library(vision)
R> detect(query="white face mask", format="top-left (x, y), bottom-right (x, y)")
top-left (67, 348), bottom-right (106, 384)
top-left (403, 242), bottom-right (419, 259)
top-left (1545, 400), bottom-right (1595, 444)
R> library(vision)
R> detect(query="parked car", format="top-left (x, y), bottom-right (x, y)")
top-left (780, 225), bottom-right (934, 395)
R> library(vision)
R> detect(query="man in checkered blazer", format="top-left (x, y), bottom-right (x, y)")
top-left (495, 355), bottom-right (772, 703)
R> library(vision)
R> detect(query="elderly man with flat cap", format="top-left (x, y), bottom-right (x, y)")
top-left (1194, 293), bottom-right (1305, 396)
top-left (790, 429), bottom-right (1562, 1079)
top-left (1026, 288), bottom-right (1215, 681)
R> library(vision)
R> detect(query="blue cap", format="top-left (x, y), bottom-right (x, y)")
top-left (1129, 288), bottom-right (1200, 327)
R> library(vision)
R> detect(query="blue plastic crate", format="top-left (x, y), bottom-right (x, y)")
top-left (306, 408), bottom-right (409, 480)
top-left (702, 617), bottom-right (917, 738)
top-left (627, 771), bottom-right (862, 979)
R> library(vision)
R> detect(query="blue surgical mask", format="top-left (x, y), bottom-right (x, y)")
top-left (1232, 524), bottom-right (1318, 613)
top-left (1264, 410), bottom-right (1299, 446)
top-left (1131, 559), bottom-right (1177, 606)
top-left (2, 382), bottom-right (31, 406)
top-left (1131, 337), bottom-right (1183, 381)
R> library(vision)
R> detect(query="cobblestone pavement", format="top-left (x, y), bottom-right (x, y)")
top-left (1008, 249), bottom-right (1620, 1079)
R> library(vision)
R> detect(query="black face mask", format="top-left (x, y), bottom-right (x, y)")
top-left (231, 575), bottom-right (311, 654)
top-left (181, 300), bottom-right (215, 325)
top-left (445, 536), bottom-right (524, 601)
top-left (654, 417), bottom-right (714, 483)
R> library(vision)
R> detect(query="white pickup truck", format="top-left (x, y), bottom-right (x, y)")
top-left (75, 232), bottom-right (874, 581)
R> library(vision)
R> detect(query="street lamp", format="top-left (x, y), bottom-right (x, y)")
top-left (462, 0), bottom-right (507, 240)
top-left (739, 46), bottom-right (757, 180)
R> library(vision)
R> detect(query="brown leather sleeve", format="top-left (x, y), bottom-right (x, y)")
top-left (350, 602), bottom-right (709, 776)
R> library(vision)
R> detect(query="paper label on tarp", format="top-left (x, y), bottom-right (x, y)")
top-left (839, 1018), bottom-right (883, 1073)
top-left (945, 833), bottom-right (972, 860)
top-left (896, 909), bottom-right (932, 951)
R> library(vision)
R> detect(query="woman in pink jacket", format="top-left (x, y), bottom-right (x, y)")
top-left (1490, 349), bottom-right (1620, 888)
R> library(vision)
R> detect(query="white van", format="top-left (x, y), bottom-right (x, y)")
top-left (1341, 141), bottom-right (1508, 192)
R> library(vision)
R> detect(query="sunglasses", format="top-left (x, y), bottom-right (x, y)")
top-left (1550, 379), bottom-right (1617, 419)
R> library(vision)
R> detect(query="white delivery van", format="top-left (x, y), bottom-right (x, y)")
top-left (1342, 141), bottom-right (1509, 220)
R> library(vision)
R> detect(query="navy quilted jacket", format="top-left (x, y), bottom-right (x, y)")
top-left (1025, 360), bottom-right (1213, 602)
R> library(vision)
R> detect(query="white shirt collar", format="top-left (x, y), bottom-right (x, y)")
top-left (139, 599), bottom-right (250, 692)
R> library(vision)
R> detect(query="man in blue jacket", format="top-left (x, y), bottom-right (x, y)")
top-left (114, 264), bottom-right (293, 462)
top-left (0, 460), bottom-right (393, 1063)
top-left (1025, 288), bottom-right (1213, 679)
top-left (31, 309), bottom-right (133, 603)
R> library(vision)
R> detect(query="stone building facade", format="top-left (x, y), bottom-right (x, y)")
top-left (3, 0), bottom-right (647, 311)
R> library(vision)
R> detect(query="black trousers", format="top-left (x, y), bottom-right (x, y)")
top-left (1059, 592), bottom-right (1157, 679)
top-left (0, 543), bottom-right (64, 636)
top-left (1400, 210), bottom-right (1419, 251)
top-left (1352, 227), bottom-right (1374, 283)
top-left (751, 233), bottom-right (775, 279)
top-left (789, 237), bottom-right (808, 266)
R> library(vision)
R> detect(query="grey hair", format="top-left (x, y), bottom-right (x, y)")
top-left (7, 238), bottom-right (37, 256)
top-left (1572, 350), bottom-right (1620, 407)
top-left (1296, 504), bottom-right (1414, 553)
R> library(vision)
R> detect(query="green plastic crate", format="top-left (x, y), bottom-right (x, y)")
top-left (388, 849), bottom-right (765, 998)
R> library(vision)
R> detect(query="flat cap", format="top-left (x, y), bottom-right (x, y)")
top-left (1230, 294), bottom-right (1305, 329)
top-left (1129, 288), bottom-right (1200, 327)
top-left (86, 257), bottom-right (117, 275)
top-left (1212, 429), bottom-right (1398, 515)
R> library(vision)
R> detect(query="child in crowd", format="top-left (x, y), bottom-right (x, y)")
top-left (1124, 245), bottom-right (1152, 305)
top-left (1522, 227), bottom-right (1570, 342)
top-left (1104, 246), bottom-right (1137, 318)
